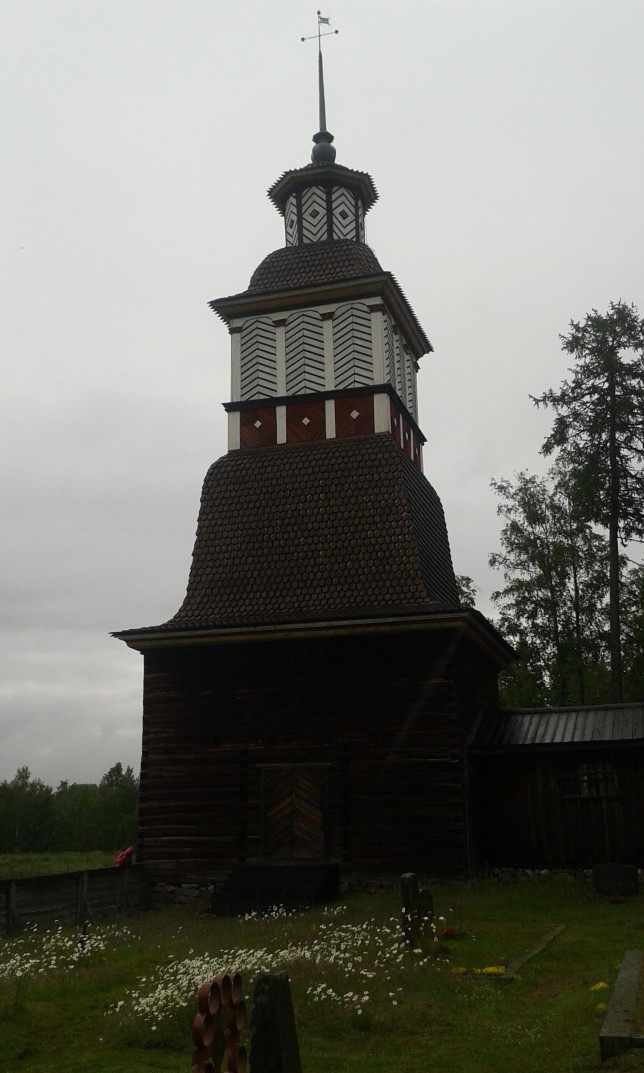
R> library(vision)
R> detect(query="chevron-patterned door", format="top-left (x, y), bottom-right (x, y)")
top-left (262, 767), bottom-right (327, 859)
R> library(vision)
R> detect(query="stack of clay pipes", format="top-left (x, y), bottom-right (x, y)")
top-left (191, 972), bottom-right (247, 1073)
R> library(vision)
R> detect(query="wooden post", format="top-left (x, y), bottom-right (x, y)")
top-left (76, 871), bottom-right (89, 925)
top-left (7, 881), bottom-right (17, 935)
top-left (400, 872), bottom-right (420, 945)
top-left (120, 867), bottom-right (130, 913)
top-left (249, 972), bottom-right (302, 1073)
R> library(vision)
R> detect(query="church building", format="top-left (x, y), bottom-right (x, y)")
top-left (115, 58), bottom-right (514, 906)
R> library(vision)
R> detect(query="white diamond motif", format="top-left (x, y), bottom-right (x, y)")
top-left (350, 409), bottom-right (360, 420)
top-left (301, 416), bottom-right (311, 426)
top-left (254, 420), bottom-right (262, 429)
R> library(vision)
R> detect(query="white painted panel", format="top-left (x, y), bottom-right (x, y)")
top-left (331, 186), bottom-right (356, 240)
top-left (227, 410), bottom-right (240, 451)
top-left (285, 311), bottom-right (325, 394)
top-left (230, 329), bottom-right (242, 402)
top-left (276, 404), bottom-right (287, 444)
top-left (325, 397), bottom-right (336, 438)
top-left (301, 186), bottom-right (327, 243)
top-left (323, 315), bottom-right (334, 389)
top-left (333, 303), bottom-right (373, 389)
top-left (284, 194), bottom-right (299, 246)
top-left (373, 392), bottom-right (390, 433)
top-left (240, 317), bottom-right (277, 399)
top-left (383, 310), bottom-right (395, 389)
top-left (370, 307), bottom-right (386, 384)
top-left (275, 321), bottom-right (286, 396)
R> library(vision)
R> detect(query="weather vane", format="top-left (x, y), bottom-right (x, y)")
top-left (301, 11), bottom-right (339, 134)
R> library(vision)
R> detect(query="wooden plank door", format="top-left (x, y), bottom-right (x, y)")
top-left (262, 767), bottom-right (327, 860)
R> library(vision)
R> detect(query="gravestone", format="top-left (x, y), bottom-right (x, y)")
top-left (400, 872), bottom-right (421, 945)
top-left (400, 873), bottom-right (434, 944)
top-left (592, 864), bottom-right (639, 898)
top-left (249, 972), bottom-right (302, 1073)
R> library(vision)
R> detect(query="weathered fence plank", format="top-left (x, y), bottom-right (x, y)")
top-left (0, 866), bottom-right (143, 934)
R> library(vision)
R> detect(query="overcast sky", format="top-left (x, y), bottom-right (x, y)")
top-left (1, 0), bottom-right (643, 786)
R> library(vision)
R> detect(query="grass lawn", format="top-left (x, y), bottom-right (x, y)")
top-left (0, 851), bottom-right (116, 878)
top-left (1, 873), bottom-right (642, 1072)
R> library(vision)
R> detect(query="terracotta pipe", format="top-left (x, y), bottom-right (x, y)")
top-left (215, 973), bottom-right (233, 1006)
top-left (198, 979), bottom-right (222, 1017)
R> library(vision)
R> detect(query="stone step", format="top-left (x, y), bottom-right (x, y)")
top-left (211, 863), bottom-right (339, 917)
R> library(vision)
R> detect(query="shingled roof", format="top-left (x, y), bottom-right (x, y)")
top-left (121, 435), bottom-right (459, 635)
top-left (247, 240), bottom-right (384, 293)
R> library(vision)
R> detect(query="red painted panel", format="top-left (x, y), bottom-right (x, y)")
top-left (240, 406), bottom-right (277, 449)
top-left (411, 431), bottom-right (422, 470)
top-left (286, 400), bottom-right (326, 444)
top-left (400, 416), bottom-right (413, 458)
top-left (390, 399), bottom-right (400, 444)
top-left (335, 396), bottom-right (374, 439)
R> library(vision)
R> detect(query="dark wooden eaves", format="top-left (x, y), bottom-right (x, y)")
top-left (267, 162), bottom-right (379, 215)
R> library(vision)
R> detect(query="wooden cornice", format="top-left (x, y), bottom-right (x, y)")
top-left (210, 272), bottom-right (431, 361)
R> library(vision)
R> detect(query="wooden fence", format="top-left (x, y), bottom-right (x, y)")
top-left (0, 865), bottom-right (144, 934)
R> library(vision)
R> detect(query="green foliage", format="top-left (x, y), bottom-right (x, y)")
top-left (496, 640), bottom-right (549, 709)
top-left (621, 561), bottom-right (644, 700)
top-left (455, 574), bottom-right (478, 608)
top-left (0, 769), bottom-right (54, 854)
top-left (490, 468), bottom-right (610, 706)
top-left (490, 301), bottom-right (644, 705)
top-left (0, 764), bottom-right (138, 856)
top-left (532, 300), bottom-right (644, 700)
top-left (534, 301), bottom-right (644, 541)
top-left (100, 762), bottom-right (137, 789)
top-left (0, 879), bottom-right (641, 1073)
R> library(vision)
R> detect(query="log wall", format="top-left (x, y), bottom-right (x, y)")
top-left (138, 627), bottom-right (501, 885)
top-left (472, 747), bottom-right (644, 868)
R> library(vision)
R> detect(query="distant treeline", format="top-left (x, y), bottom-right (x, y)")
top-left (0, 763), bottom-right (138, 854)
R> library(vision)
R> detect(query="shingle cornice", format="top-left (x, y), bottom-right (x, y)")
top-left (114, 608), bottom-right (514, 665)
top-left (267, 162), bottom-right (378, 215)
top-left (115, 435), bottom-right (461, 640)
top-left (209, 243), bottom-right (432, 359)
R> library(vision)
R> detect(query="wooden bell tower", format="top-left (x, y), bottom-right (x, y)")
top-left (115, 54), bottom-right (513, 905)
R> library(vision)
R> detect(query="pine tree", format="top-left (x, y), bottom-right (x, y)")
top-left (532, 300), bottom-right (644, 701)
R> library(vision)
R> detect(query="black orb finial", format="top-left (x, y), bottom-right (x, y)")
top-left (312, 130), bottom-right (336, 165)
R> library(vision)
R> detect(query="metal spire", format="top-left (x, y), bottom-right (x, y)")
top-left (301, 11), bottom-right (339, 164)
